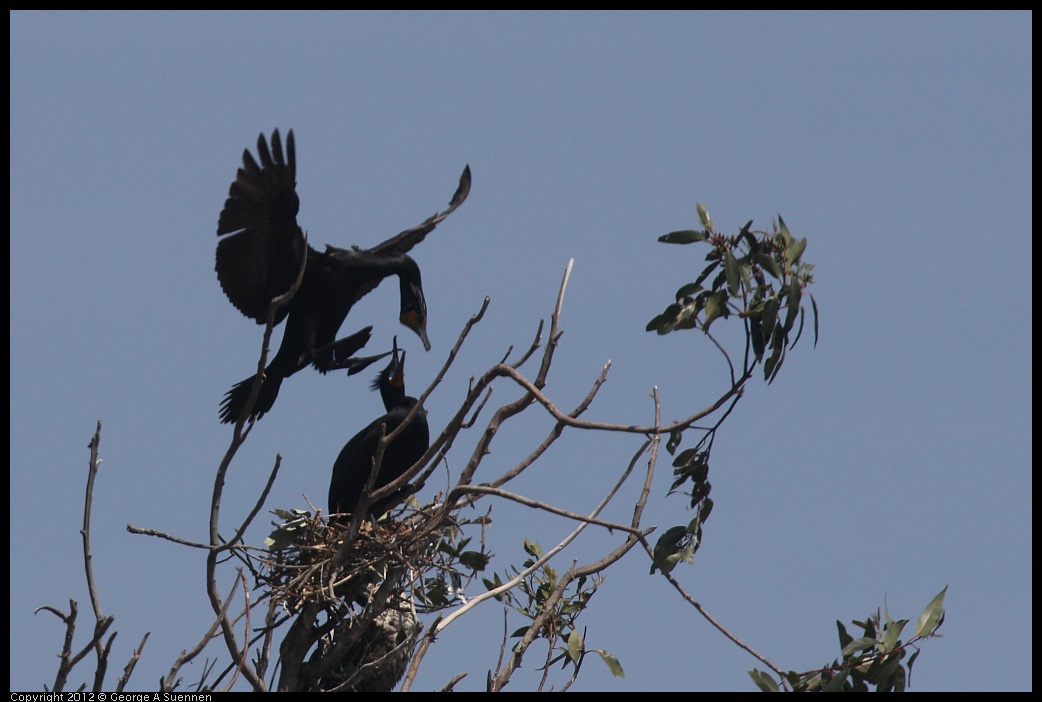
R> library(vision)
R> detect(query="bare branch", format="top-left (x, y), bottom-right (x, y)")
top-left (639, 534), bottom-right (786, 678)
top-left (81, 421), bottom-right (110, 684)
top-left (507, 318), bottom-right (544, 369)
top-left (115, 631), bottom-right (150, 693)
top-left (484, 360), bottom-right (612, 492)
top-left (202, 270), bottom-right (306, 692)
top-left (432, 439), bottom-right (639, 638)
top-left (162, 576), bottom-right (241, 691)
top-left (35, 599), bottom-right (116, 693)
top-left (451, 484), bottom-right (643, 535)
top-left (125, 525), bottom-right (209, 549)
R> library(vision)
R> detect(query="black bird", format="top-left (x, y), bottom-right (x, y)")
top-left (215, 129), bottom-right (471, 423)
top-left (328, 339), bottom-right (429, 521)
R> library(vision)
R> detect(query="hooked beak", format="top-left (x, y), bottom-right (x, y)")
top-left (345, 349), bottom-right (393, 376)
top-left (416, 326), bottom-right (431, 352)
top-left (401, 309), bottom-right (431, 351)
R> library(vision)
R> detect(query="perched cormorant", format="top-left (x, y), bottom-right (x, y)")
top-left (328, 339), bottom-right (429, 521)
top-left (215, 129), bottom-right (471, 423)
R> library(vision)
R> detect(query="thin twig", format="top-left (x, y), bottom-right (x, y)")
top-left (639, 534), bottom-right (785, 678)
top-left (82, 421), bottom-right (110, 688)
top-left (115, 631), bottom-right (150, 693)
top-left (125, 526), bottom-right (209, 548)
top-left (162, 576), bottom-right (241, 691)
top-left (451, 484), bottom-right (643, 535)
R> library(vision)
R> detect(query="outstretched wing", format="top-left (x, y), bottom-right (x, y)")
top-left (348, 164), bottom-right (471, 304)
top-left (365, 164), bottom-right (472, 257)
top-left (216, 129), bottom-right (308, 324)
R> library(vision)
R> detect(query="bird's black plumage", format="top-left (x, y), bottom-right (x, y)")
top-left (328, 340), bottom-right (429, 521)
top-left (215, 129), bottom-right (471, 423)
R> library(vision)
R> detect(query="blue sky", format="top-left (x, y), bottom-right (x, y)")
top-left (10, 11), bottom-right (1031, 692)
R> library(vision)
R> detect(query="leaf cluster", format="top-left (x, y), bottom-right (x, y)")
top-left (647, 204), bottom-right (818, 384)
top-left (482, 539), bottom-right (622, 681)
top-left (648, 204), bottom-right (818, 579)
top-left (750, 587), bottom-right (947, 692)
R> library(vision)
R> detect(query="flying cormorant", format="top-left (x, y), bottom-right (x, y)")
top-left (215, 129), bottom-right (470, 423)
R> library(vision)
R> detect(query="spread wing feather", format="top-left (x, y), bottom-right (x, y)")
top-left (216, 129), bottom-right (307, 324)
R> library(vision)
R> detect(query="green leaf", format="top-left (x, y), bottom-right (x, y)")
top-left (869, 650), bottom-right (905, 687)
top-left (702, 290), bottom-right (729, 331)
top-left (566, 629), bottom-right (583, 663)
top-left (693, 260), bottom-right (720, 288)
top-left (836, 620), bottom-right (853, 649)
top-left (811, 294), bottom-right (819, 348)
top-left (596, 650), bottom-right (625, 678)
top-left (777, 214), bottom-right (792, 246)
top-left (724, 249), bottom-right (740, 296)
top-left (888, 661), bottom-right (907, 692)
top-left (799, 674), bottom-right (822, 691)
top-left (523, 538), bottom-right (543, 558)
top-left (650, 525), bottom-right (688, 575)
top-left (880, 618), bottom-right (908, 652)
top-left (659, 229), bottom-right (706, 244)
top-left (748, 669), bottom-right (779, 692)
top-left (750, 317), bottom-right (765, 360)
top-left (763, 353), bottom-right (778, 382)
top-left (677, 300), bottom-right (700, 325)
top-left (783, 281), bottom-right (801, 334)
top-left (666, 429), bottom-right (683, 454)
top-left (906, 648), bottom-right (920, 685)
top-left (672, 447), bottom-right (700, 467)
top-left (823, 668), bottom-right (850, 692)
top-left (646, 302), bottom-right (682, 334)
top-left (459, 550), bottom-right (490, 571)
top-left (786, 236), bottom-right (808, 268)
top-left (841, 636), bottom-right (879, 657)
top-left (739, 220), bottom-right (756, 251)
top-left (753, 251), bottom-right (783, 280)
top-left (789, 306), bottom-right (806, 349)
top-left (264, 526), bottom-right (299, 551)
top-left (761, 297), bottom-right (779, 347)
top-left (914, 586), bottom-right (948, 637)
top-left (645, 314), bottom-right (666, 332)
top-left (696, 203), bottom-right (713, 230)
top-left (697, 496), bottom-right (714, 524)
top-left (710, 268), bottom-right (728, 292)
top-left (675, 282), bottom-right (703, 300)
top-left (765, 324), bottom-right (786, 383)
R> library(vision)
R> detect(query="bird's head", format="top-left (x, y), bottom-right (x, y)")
top-left (372, 336), bottom-right (407, 406)
top-left (398, 260), bottom-right (431, 351)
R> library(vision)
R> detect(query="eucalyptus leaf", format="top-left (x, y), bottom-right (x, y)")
top-left (748, 669), bottom-right (779, 692)
top-left (703, 290), bottom-right (729, 331)
top-left (696, 203), bottom-right (713, 230)
top-left (724, 249), bottom-right (740, 296)
top-left (753, 251), bottom-right (783, 280)
top-left (675, 282), bottom-right (704, 300)
top-left (783, 281), bottom-right (801, 333)
top-left (596, 650), bottom-right (625, 678)
top-left (778, 214), bottom-right (792, 245)
top-left (659, 229), bottom-right (706, 244)
top-left (786, 236), bottom-right (808, 268)
top-left (811, 294), bottom-right (819, 348)
top-left (567, 629), bottom-right (583, 663)
top-left (841, 636), bottom-right (879, 657)
top-left (914, 586), bottom-right (947, 637)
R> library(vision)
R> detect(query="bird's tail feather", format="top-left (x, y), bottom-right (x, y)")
top-left (219, 371), bottom-right (283, 424)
